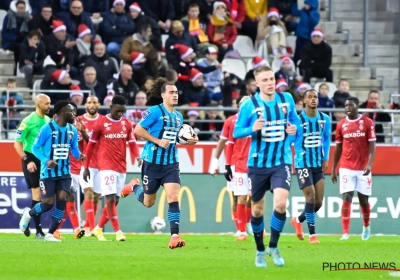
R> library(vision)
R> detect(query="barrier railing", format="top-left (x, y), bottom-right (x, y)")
top-left (363, 0), bottom-right (369, 67)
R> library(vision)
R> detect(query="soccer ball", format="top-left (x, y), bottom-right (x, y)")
top-left (177, 124), bottom-right (195, 144)
top-left (150, 216), bottom-right (166, 233)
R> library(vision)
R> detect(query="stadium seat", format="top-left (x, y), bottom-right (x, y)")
top-left (109, 57), bottom-right (119, 72)
top-left (271, 57), bottom-right (296, 73)
top-left (286, 35), bottom-right (296, 54)
top-left (314, 82), bottom-right (337, 98)
top-left (233, 35), bottom-right (257, 58)
top-left (16, 63), bottom-right (24, 78)
top-left (0, 10), bottom-right (6, 32)
top-left (162, 34), bottom-right (168, 49)
top-left (222, 58), bottom-right (246, 80)
top-left (246, 58), bottom-right (270, 72)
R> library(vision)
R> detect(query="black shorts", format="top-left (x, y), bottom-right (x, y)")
top-left (141, 161), bottom-right (180, 195)
top-left (22, 152), bottom-right (41, 189)
top-left (296, 167), bottom-right (325, 190)
top-left (40, 175), bottom-right (72, 199)
top-left (248, 164), bottom-right (292, 202)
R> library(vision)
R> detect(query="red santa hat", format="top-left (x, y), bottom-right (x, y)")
top-left (53, 20), bottom-right (66, 33)
top-left (267, 7), bottom-right (280, 19)
top-left (276, 79), bottom-right (288, 90)
top-left (189, 68), bottom-right (203, 82)
top-left (69, 85), bottom-right (83, 98)
top-left (311, 28), bottom-right (324, 38)
top-left (78, 24), bottom-right (91, 38)
top-left (129, 2), bottom-right (141, 12)
top-left (252, 56), bottom-right (267, 69)
top-left (280, 56), bottom-right (293, 67)
top-left (113, 0), bottom-right (125, 6)
top-left (188, 103), bottom-right (199, 117)
top-left (51, 69), bottom-right (67, 83)
top-left (103, 94), bottom-right (115, 105)
top-left (171, 44), bottom-right (194, 60)
top-left (296, 82), bottom-right (311, 92)
top-left (205, 46), bottom-right (218, 55)
top-left (129, 51), bottom-right (145, 65)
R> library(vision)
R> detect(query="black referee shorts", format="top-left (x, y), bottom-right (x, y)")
top-left (22, 152), bottom-right (41, 189)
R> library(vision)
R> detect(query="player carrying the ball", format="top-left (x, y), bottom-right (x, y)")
top-left (291, 89), bottom-right (331, 244)
top-left (121, 78), bottom-right (198, 249)
top-left (331, 97), bottom-right (376, 241)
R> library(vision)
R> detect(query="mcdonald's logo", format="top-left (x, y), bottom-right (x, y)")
top-left (157, 186), bottom-right (196, 222)
top-left (215, 186), bottom-right (234, 222)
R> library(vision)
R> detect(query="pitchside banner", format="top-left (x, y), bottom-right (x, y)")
top-left (111, 174), bottom-right (400, 234)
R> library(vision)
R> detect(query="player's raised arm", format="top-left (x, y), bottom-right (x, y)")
top-left (32, 125), bottom-right (50, 163)
top-left (233, 100), bottom-right (256, 139)
top-left (364, 119), bottom-right (377, 175)
top-left (331, 121), bottom-right (343, 183)
top-left (70, 126), bottom-right (82, 160)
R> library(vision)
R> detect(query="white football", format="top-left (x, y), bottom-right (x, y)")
top-left (150, 216), bottom-right (166, 233)
top-left (177, 124), bottom-right (195, 145)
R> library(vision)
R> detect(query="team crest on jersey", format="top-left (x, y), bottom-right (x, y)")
top-left (122, 125), bottom-right (126, 132)
top-left (176, 118), bottom-right (181, 127)
top-left (281, 106), bottom-right (287, 115)
top-left (320, 123), bottom-right (324, 129)
top-left (104, 123), bottom-right (110, 127)
top-left (359, 120), bottom-right (364, 130)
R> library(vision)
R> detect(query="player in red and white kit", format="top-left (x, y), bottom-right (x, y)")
top-left (331, 97), bottom-right (376, 241)
top-left (226, 96), bottom-right (252, 241)
top-left (82, 95), bottom-right (141, 241)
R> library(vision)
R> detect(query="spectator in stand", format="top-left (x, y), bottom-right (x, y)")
top-left (269, 0), bottom-right (298, 33)
top-left (28, 6), bottom-right (55, 37)
top-left (296, 82), bottom-right (311, 98)
top-left (331, 104), bottom-right (346, 141)
top-left (42, 69), bottom-right (74, 104)
top-left (332, 79), bottom-right (351, 107)
top-left (134, 0), bottom-right (175, 34)
top-left (207, 1), bottom-right (237, 61)
top-left (99, 0), bottom-right (135, 59)
top-left (256, 8), bottom-right (288, 57)
top-left (244, 56), bottom-right (268, 81)
top-left (172, 0), bottom-right (208, 22)
top-left (76, 24), bottom-right (94, 66)
top-left (79, 67), bottom-right (107, 104)
top-left (300, 28), bottom-right (333, 83)
top-left (180, 68), bottom-right (211, 106)
top-left (19, 30), bottom-right (46, 88)
top-left (0, 79), bottom-right (24, 129)
top-left (275, 55), bottom-right (300, 91)
top-left (2, 0), bottom-right (30, 73)
top-left (199, 105), bottom-right (224, 141)
top-left (83, 42), bottom-right (118, 85)
top-left (41, 51), bottom-right (65, 89)
top-left (220, 0), bottom-right (246, 35)
top-left (99, 92), bottom-right (114, 115)
top-left (129, 2), bottom-right (161, 51)
top-left (359, 91), bottom-right (391, 143)
top-left (239, 0), bottom-right (267, 43)
top-left (141, 76), bottom-right (154, 93)
top-left (80, 0), bottom-right (109, 16)
top-left (181, 3), bottom-right (209, 46)
top-left (119, 23), bottom-right (158, 78)
top-left (69, 87), bottom-right (84, 106)
top-left (129, 51), bottom-right (149, 87)
top-left (295, 96), bottom-right (304, 110)
top-left (292, 0), bottom-right (320, 65)
top-left (197, 46), bottom-right (223, 101)
top-left (317, 83), bottom-right (334, 109)
top-left (107, 64), bottom-right (140, 105)
top-left (276, 78), bottom-right (288, 93)
top-left (221, 72), bottom-right (242, 115)
top-left (241, 78), bottom-right (257, 96)
top-left (125, 90), bottom-right (147, 135)
top-left (185, 108), bottom-right (202, 136)
top-left (58, 0), bottom-right (96, 39)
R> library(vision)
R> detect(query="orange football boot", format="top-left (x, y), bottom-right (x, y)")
top-left (168, 235), bottom-right (186, 249)
top-left (121, 178), bottom-right (140, 198)
top-left (290, 217), bottom-right (304, 241)
top-left (309, 235), bottom-right (320, 244)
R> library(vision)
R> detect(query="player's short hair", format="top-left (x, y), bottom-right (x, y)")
top-left (368, 90), bottom-right (380, 96)
top-left (112, 95), bottom-right (126, 105)
top-left (54, 100), bottom-right (72, 114)
top-left (346, 96), bottom-right (359, 106)
top-left (253, 66), bottom-right (273, 77)
top-left (149, 77), bottom-right (175, 97)
top-left (70, 101), bottom-right (78, 111)
top-left (302, 89), bottom-right (318, 99)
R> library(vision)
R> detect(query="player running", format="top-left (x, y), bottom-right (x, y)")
top-left (226, 96), bottom-right (252, 241)
top-left (83, 95), bottom-right (140, 242)
top-left (19, 101), bottom-right (86, 242)
top-left (120, 77), bottom-right (198, 249)
top-left (331, 97), bottom-right (376, 241)
top-left (14, 94), bottom-right (51, 238)
top-left (291, 89), bottom-right (331, 244)
top-left (233, 65), bottom-right (299, 267)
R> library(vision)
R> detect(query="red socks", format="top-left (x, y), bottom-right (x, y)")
top-left (66, 202), bottom-right (80, 230)
top-left (246, 206), bottom-right (251, 223)
top-left (57, 211), bottom-right (67, 230)
top-left (341, 201), bottom-right (352, 234)
top-left (84, 201), bottom-right (95, 231)
top-left (237, 204), bottom-right (246, 232)
top-left (106, 200), bottom-right (120, 232)
top-left (233, 211), bottom-right (239, 231)
top-left (98, 206), bottom-right (109, 228)
top-left (361, 203), bottom-right (371, 227)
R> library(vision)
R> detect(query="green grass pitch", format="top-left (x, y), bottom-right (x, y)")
top-left (0, 234), bottom-right (399, 280)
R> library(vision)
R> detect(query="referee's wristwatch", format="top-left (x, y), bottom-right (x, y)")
top-left (22, 155), bottom-right (28, 162)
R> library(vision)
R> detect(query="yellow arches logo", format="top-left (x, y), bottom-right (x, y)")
top-left (215, 187), bottom-right (234, 222)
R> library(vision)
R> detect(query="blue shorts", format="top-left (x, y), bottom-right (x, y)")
top-left (248, 165), bottom-right (292, 202)
top-left (39, 175), bottom-right (72, 199)
top-left (142, 161), bottom-right (181, 195)
top-left (296, 167), bottom-right (325, 190)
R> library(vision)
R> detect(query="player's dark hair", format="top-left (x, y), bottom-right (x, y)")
top-left (149, 77), bottom-right (174, 98)
top-left (53, 100), bottom-right (71, 114)
top-left (254, 66), bottom-right (273, 77)
top-left (112, 95), bottom-right (126, 105)
top-left (346, 96), bottom-right (359, 106)
top-left (302, 89), bottom-right (318, 99)
top-left (69, 101), bottom-right (78, 111)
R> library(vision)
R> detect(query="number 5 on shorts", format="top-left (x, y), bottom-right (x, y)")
top-left (143, 175), bottom-right (149, 185)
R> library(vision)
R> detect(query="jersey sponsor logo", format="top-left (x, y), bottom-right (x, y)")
top-left (104, 132), bottom-right (127, 139)
top-left (142, 110), bottom-right (151, 120)
top-left (18, 123), bottom-right (27, 130)
top-left (343, 132), bottom-right (365, 138)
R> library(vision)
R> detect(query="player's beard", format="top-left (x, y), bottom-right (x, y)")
top-left (87, 108), bottom-right (98, 116)
top-left (39, 105), bottom-right (50, 115)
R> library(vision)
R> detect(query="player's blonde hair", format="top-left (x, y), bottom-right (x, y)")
top-left (253, 65), bottom-right (273, 77)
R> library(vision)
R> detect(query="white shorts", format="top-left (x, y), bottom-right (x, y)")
top-left (339, 168), bottom-right (372, 196)
top-left (233, 172), bottom-right (250, 196)
top-left (79, 167), bottom-right (101, 194)
top-left (99, 170), bottom-right (126, 197)
top-left (226, 166), bottom-right (235, 192)
top-left (71, 173), bottom-right (80, 192)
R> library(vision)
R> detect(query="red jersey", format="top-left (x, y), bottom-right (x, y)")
top-left (70, 117), bottom-right (84, 175)
top-left (80, 114), bottom-right (101, 169)
top-left (221, 115), bottom-right (237, 164)
top-left (90, 115), bottom-right (136, 173)
top-left (336, 115), bottom-right (376, 170)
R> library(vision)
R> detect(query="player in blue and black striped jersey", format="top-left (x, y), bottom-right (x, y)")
top-left (234, 66), bottom-right (300, 268)
top-left (19, 101), bottom-right (86, 242)
top-left (291, 89), bottom-right (331, 244)
top-left (120, 77), bottom-right (198, 249)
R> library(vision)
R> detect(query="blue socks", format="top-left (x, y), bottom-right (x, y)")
top-left (133, 185), bottom-right (144, 204)
top-left (251, 215), bottom-right (265, 252)
top-left (269, 210), bottom-right (286, 248)
top-left (29, 202), bottom-right (53, 216)
top-left (168, 202), bottom-right (180, 235)
top-left (304, 202), bottom-right (316, 235)
top-left (48, 200), bottom-right (66, 234)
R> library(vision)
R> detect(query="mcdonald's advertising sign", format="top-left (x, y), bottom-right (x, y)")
top-left (112, 174), bottom-right (400, 234)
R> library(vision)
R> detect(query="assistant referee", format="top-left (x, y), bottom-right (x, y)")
top-left (14, 94), bottom-right (51, 238)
